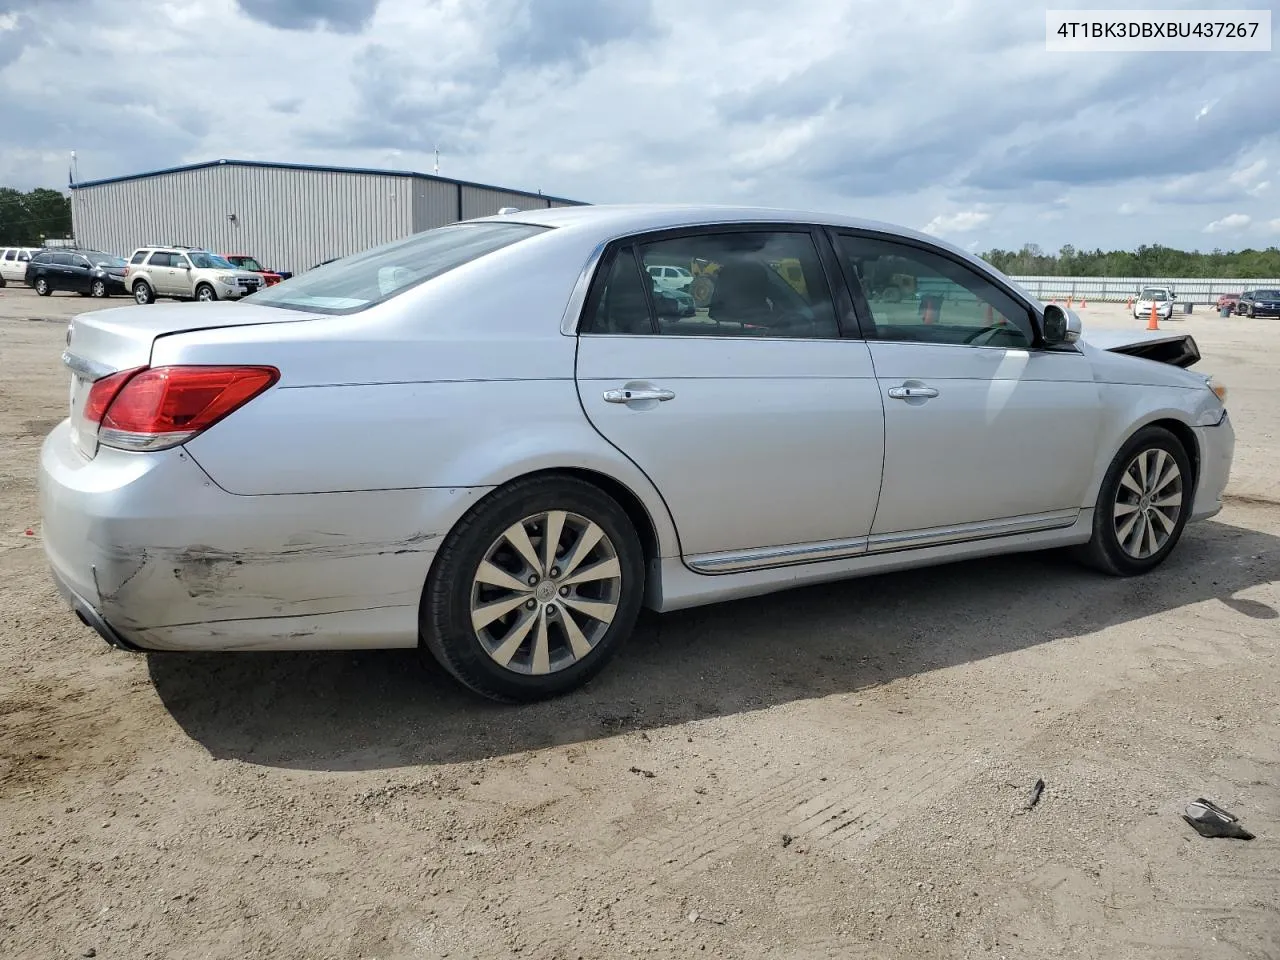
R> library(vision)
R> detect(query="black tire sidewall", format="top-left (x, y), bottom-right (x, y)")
top-left (196, 284), bottom-right (216, 301)
top-left (134, 282), bottom-right (153, 304)
top-left (1092, 426), bottom-right (1193, 575)
top-left (36, 278), bottom-right (50, 296)
top-left (422, 476), bottom-right (645, 702)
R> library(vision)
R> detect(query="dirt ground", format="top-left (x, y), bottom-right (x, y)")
top-left (1, 285), bottom-right (1277, 960)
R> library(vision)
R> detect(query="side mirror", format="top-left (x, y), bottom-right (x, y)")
top-left (1042, 304), bottom-right (1082, 345)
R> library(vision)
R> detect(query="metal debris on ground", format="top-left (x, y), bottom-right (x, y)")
top-left (629, 766), bottom-right (655, 778)
top-left (1025, 777), bottom-right (1045, 810)
top-left (1182, 798), bottom-right (1255, 840)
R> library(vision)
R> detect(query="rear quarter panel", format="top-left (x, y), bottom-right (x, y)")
top-left (165, 225), bottom-right (682, 557)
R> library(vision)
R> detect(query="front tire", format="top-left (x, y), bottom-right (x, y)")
top-left (1075, 425), bottom-right (1193, 576)
top-left (421, 475), bottom-right (645, 703)
top-left (90, 279), bottom-right (107, 298)
top-left (195, 283), bottom-right (217, 302)
top-left (35, 277), bottom-right (51, 296)
top-left (133, 281), bottom-right (155, 305)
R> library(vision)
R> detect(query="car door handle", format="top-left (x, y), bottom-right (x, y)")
top-left (887, 385), bottom-right (939, 400)
top-left (603, 387), bottom-right (675, 403)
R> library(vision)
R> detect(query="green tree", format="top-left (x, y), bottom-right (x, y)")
top-left (0, 187), bottom-right (73, 245)
top-left (979, 242), bottom-right (1280, 278)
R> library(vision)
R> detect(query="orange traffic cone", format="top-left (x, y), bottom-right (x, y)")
top-left (1147, 302), bottom-right (1159, 330)
top-left (1067, 296), bottom-right (1073, 307)
top-left (1080, 298), bottom-right (1087, 309)
top-left (1127, 297), bottom-right (1133, 309)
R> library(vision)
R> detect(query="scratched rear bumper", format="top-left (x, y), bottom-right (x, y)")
top-left (38, 420), bottom-right (491, 650)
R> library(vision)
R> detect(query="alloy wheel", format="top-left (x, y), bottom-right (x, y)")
top-left (1113, 447), bottom-right (1183, 559)
top-left (469, 510), bottom-right (622, 676)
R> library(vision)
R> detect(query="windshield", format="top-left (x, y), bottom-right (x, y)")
top-left (189, 252), bottom-right (234, 269)
top-left (90, 254), bottom-right (126, 268)
top-left (250, 221), bottom-right (550, 315)
top-left (1255, 289), bottom-right (1280, 299)
top-left (1140, 289), bottom-right (1169, 301)
top-left (231, 256), bottom-right (263, 272)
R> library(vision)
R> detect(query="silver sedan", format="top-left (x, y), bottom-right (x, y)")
top-left (39, 205), bottom-right (1234, 702)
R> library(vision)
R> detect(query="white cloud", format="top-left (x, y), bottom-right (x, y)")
top-left (1266, 218), bottom-right (1280, 234)
top-left (923, 210), bottom-right (991, 235)
top-left (1203, 213), bottom-right (1252, 233)
top-left (1, 0), bottom-right (1278, 253)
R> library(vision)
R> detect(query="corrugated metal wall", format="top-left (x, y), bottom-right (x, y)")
top-left (1010, 275), bottom-right (1280, 305)
top-left (411, 178), bottom-right (462, 233)
top-left (460, 185), bottom-right (553, 220)
top-left (71, 163), bottom-right (578, 274)
top-left (72, 163), bottom-right (416, 274)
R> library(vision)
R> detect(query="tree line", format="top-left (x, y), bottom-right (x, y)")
top-left (0, 187), bottom-right (73, 246)
top-left (981, 243), bottom-right (1280, 278)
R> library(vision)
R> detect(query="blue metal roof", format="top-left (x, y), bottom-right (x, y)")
top-left (69, 158), bottom-right (586, 206)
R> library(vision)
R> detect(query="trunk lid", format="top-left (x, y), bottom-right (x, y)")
top-left (64, 301), bottom-right (313, 458)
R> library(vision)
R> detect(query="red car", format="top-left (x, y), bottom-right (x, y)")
top-left (222, 254), bottom-right (287, 286)
top-left (1216, 293), bottom-right (1241, 314)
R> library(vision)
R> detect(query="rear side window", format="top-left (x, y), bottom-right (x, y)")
top-left (130, 251), bottom-right (148, 264)
top-left (31, 252), bottom-right (53, 264)
top-left (147, 251), bottom-right (174, 267)
top-left (250, 221), bottom-right (550, 315)
top-left (52, 253), bottom-right (75, 266)
top-left (2, 251), bottom-right (13, 261)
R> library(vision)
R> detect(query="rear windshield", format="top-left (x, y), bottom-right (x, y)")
top-left (249, 221), bottom-right (550, 315)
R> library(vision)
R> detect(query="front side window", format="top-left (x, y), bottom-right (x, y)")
top-left (233, 256), bottom-right (263, 272)
top-left (17, 251), bottom-right (30, 262)
top-left (188, 251), bottom-right (233, 269)
top-left (835, 234), bottom-right (1034, 348)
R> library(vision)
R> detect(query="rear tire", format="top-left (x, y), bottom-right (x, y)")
top-left (420, 475), bottom-right (645, 703)
top-left (1074, 425), bottom-right (1193, 576)
top-left (35, 277), bottom-right (51, 296)
top-left (133, 281), bottom-right (155, 305)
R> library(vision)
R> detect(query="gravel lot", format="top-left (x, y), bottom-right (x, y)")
top-left (2, 285), bottom-right (1277, 959)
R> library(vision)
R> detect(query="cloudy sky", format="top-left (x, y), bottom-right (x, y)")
top-left (1, 0), bottom-right (1278, 252)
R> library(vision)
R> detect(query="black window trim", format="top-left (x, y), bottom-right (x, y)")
top-left (576, 221), bottom-right (859, 341)
top-left (823, 226), bottom-right (1066, 352)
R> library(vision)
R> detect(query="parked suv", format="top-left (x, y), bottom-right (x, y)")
top-left (1237, 289), bottom-right (1280, 319)
top-left (124, 246), bottom-right (265, 304)
top-left (27, 249), bottom-right (128, 298)
top-left (1, 247), bottom-right (40, 284)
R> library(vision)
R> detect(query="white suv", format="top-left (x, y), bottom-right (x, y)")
top-left (1, 247), bottom-right (40, 284)
top-left (124, 246), bottom-right (265, 304)
top-left (646, 263), bottom-right (693, 292)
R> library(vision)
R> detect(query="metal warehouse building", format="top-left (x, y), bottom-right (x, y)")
top-left (70, 158), bottom-right (585, 275)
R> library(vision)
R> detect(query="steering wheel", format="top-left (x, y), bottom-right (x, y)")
top-left (963, 325), bottom-right (1006, 346)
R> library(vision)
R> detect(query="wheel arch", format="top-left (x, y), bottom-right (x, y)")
top-left (1087, 411), bottom-right (1201, 509)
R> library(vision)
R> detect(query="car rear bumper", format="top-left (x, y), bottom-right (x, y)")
top-left (38, 420), bottom-right (490, 651)
top-left (1191, 412), bottom-right (1234, 521)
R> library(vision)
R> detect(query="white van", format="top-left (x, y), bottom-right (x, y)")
top-left (1, 247), bottom-right (40, 283)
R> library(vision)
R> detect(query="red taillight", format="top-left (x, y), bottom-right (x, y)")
top-left (95, 365), bottom-right (279, 451)
top-left (83, 367), bottom-right (145, 425)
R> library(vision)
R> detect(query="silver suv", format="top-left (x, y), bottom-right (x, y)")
top-left (124, 246), bottom-right (265, 304)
